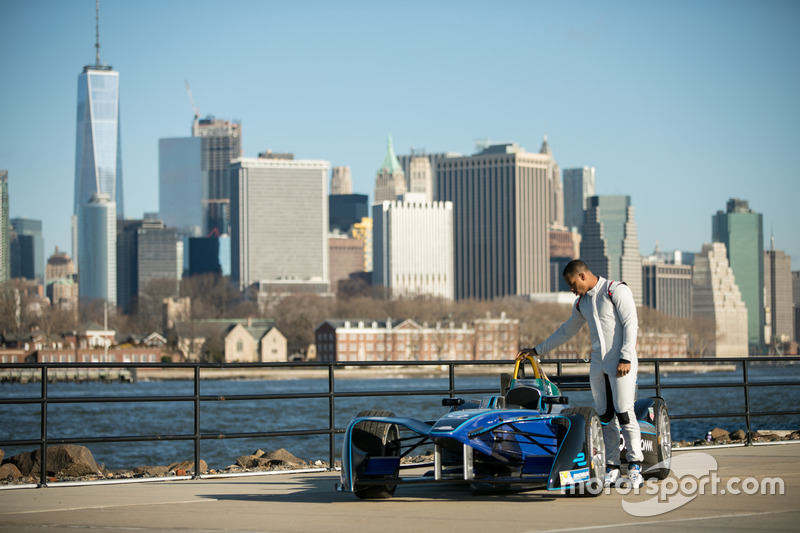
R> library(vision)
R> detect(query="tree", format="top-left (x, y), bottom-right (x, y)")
top-left (272, 294), bottom-right (333, 355)
top-left (201, 335), bottom-right (225, 363)
top-left (131, 278), bottom-right (179, 333)
top-left (180, 274), bottom-right (242, 319)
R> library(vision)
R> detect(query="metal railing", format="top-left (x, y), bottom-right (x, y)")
top-left (1, 356), bottom-right (798, 487)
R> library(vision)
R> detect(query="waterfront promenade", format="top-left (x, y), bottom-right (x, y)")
top-left (0, 444), bottom-right (797, 533)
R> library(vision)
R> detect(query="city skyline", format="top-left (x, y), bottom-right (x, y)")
top-left (1, 0), bottom-right (798, 269)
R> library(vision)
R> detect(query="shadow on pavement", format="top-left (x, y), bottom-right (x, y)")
top-left (201, 474), bottom-right (563, 503)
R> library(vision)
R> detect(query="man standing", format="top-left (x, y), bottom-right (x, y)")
top-left (518, 259), bottom-right (644, 488)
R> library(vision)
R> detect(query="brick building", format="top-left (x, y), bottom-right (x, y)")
top-left (314, 313), bottom-right (519, 362)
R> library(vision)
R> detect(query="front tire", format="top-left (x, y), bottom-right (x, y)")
top-left (562, 406), bottom-right (605, 497)
top-left (352, 410), bottom-right (400, 499)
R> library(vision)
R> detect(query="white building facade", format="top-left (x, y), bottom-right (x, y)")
top-left (692, 242), bottom-right (748, 356)
top-left (230, 157), bottom-right (330, 293)
top-left (372, 198), bottom-right (454, 300)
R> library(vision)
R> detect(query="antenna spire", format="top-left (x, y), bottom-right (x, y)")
top-left (95, 0), bottom-right (101, 67)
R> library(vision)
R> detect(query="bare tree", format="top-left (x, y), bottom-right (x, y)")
top-left (272, 294), bottom-right (334, 355)
top-left (180, 274), bottom-right (241, 319)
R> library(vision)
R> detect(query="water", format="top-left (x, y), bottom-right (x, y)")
top-left (0, 364), bottom-right (798, 471)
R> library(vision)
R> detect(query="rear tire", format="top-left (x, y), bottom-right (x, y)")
top-left (352, 410), bottom-right (400, 499)
top-left (648, 398), bottom-right (671, 480)
top-left (562, 406), bottom-right (605, 497)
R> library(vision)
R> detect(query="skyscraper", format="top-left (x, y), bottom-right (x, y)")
top-left (137, 219), bottom-right (182, 293)
top-left (117, 218), bottom-right (181, 313)
top-left (407, 157), bottom-right (433, 202)
top-left (329, 194), bottom-right (368, 233)
top-left (692, 242), bottom-right (748, 356)
top-left (330, 166), bottom-right (353, 195)
top-left (0, 171), bottom-right (9, 282)
top-left (73, 4), bottom-right (122, 275)
top-left (372, 198), bottom-right (454, 299)
top-left (793, 271), bottom-right (800, 345)
top-left (10, 217), bottom-right (44, 282)
top-left (563, 167), bottom-right (596, 232)
top-left (374, 134), bottom-right (406, 202)
top-left (116, 219), bottom-right (142, 313)
top-left (539, 136), bottom-right (563, 228)
top-left (712, 198), bottom-right (765, 353)
top-left (230, 156), bottom-right (330, 292)
top-left (159, 137), bottom-right (203, 237)
top-left (193, 116), bottom-right (242, 234)
top-left (581, 195), bottom-right (643, 305)
top-left (329, 235), bottom-right (365, 294)
top-left (188, 236), bottom-right (222, 277)
top-left (73, 13), bottom-right (123, 219)
top-left (764, 242), bottom-right (793, 349)
top-left (396, 150), bottom-right (463, 195)
top-left (642, 260), bottom-right (693, 319)
top-left (435, 142), bottom-right (554, 299)
top-left (78, 193), bottom-right (116, 305)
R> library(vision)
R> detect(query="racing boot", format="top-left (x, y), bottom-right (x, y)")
top-left (627, 464), bottom-right (643, 489)
top-left (603, 466), bottom-right (621, 488)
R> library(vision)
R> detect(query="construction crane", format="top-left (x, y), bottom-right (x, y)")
top-left (185, 80), bottom-right (200, 128)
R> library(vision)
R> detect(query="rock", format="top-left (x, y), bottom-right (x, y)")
top-left (757, 430), bottom-right (793, 438)
top-left (255, 458), bottom-right (275, 468)
top-left (0, 463), bottom-right (22, 481)
top-left (730, 429), bottom-right (746, 440)
top-left (710, 427), bottom-right (729, 440)
top-left (133, 465), bottom-right (170, 477)
top-left (236, 455), bottom-right (260, 468)
top-left (5, 445), bottom-right (101, 477)
top-left (260, 448), bottom-right (305, 466)
top-left (0, 449), bottom-right (5, 462)
top-left (167, 459), bottom-right (208, 474)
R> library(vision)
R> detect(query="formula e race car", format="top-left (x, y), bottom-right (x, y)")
top-left (337, 355), bottom-right (671, 499)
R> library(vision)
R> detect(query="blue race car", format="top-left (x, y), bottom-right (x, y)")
top-left (337, 355), bottom-right (671, 499)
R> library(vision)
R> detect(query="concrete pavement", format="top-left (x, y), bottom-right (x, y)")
top-left (0, 444), bottom-right (798, 533)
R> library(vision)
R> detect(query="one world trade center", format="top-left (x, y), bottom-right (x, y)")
top-left (73, 4), bottom-right (123, 219)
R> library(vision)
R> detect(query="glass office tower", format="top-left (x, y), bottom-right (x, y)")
top-left (712, 198), bottom-right (765, 353)
top-left (78, 193), bottom-right (117, 305)
top-left (581, 195), bottom-right (643, 305)
top-left (74, 66), bottom-right (123, 219)
top-left (159, 137), bottom-right (204, 237)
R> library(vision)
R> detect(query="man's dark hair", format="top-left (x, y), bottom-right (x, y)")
top-left (562, 259), bottom-right (589, 278)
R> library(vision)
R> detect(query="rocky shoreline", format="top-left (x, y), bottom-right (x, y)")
top-left (1, 427), bottom-right (798, 487)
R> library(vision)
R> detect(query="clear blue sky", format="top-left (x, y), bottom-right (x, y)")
top-left (1, 0), bottom-right (798, 269)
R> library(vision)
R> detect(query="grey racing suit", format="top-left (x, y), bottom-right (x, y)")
top-left (534, 277), bottom-right (643, 467)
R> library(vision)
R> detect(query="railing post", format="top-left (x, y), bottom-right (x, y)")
top-left (193, 365), bottom-right (201, 478)
top-left (654, 360), bottom-right (661, 398)
top-left (448, 363), bottom-right (455, 398)
top-left (328, 363), bottom-right (336, 469)
top-left (743, 360), bottom-right (752, 446)
top-left (39, 365), bottom-right (48, 487)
